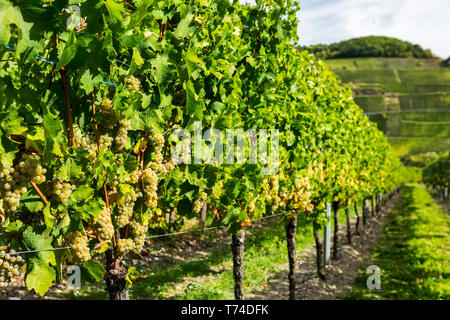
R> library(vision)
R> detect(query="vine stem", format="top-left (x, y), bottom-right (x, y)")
top-left (60, 68), bottom-right (75, 147)
top-left (91, 91), bottom-right (101, 153)
top-left (30, 181), bottom-right (49, 205)
top-left (123, 1), bottom-right (137, 9)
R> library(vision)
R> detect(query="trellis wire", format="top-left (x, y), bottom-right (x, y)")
top-left (0, 213), bottom-right (285, 256)
top-left (2, 44), bottom-right (117, 88)
top-left (148, 212), bottom-right (284, 239)
top-left (0, 247), bottom-right (70, 257)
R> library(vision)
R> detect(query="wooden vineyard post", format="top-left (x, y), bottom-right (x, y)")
top-left (363, 199), bottom-right (370, 226)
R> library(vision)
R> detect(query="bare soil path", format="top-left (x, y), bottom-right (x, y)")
top-left (248, 193), bottom-right (400, 300)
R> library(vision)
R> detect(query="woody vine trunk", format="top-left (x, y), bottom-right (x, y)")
top-left (345, 207), bottom-right (352, 244)
top-left (332, 202), bottom-right (339, 260)
top-left (313, 222), bottom-right (326, 280)
top-left (285, 211), bottom-right (298, 300)
top-left (354, 202), bottom-right (360, 235)
top-left (231, 229), bottom-right (246, 300)
top-left (104, 249), bottom-right (129, 300)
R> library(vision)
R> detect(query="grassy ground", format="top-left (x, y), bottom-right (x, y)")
top-left (388, 137), bottom-right (450, 157)
top-left (342, 184), bottom-right (450, 300)
top-left (61, 205), bottom-right (362, 300)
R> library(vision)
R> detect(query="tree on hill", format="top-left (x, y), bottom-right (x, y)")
top-left (442, 57), bottom-right (450, 67)
top-left (299, 36), bottom-right (435, 60)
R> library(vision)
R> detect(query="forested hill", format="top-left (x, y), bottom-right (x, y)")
top-left (298, 36), bottom-right (436, 60)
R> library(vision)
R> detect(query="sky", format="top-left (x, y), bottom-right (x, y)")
top-left (297, 0), bottom-right (450, 58)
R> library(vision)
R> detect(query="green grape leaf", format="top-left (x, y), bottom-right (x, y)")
top-left (21, 191), bottom-right (44, 213)
top-left (174, 11), bottom-right (194, 39)
top-left (42, 96), bottom-right (68, 162)
top-left (0, 111), bottom-right (27, 135)
top-left (57, 31), bottom-right (78, 70)
top-left (22, 227), bottom-right (56, 266)
top-left (43, 203), bottom-right (56, 232)
top-left (25, 257), bottom-right (56, 297)
top-left (81, 260), bottom-right (105, 283)
top-left (56, 157), bottom-right (84, 181)
top-left (67, 186), bottom-right (94, 204)
top-left (72, 197), bottom-right (105, 221)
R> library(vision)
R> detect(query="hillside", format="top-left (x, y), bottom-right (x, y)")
top-left (300, 36), bottom-right (436, 60)
top-left (324, 56), bottom-right (450, 158)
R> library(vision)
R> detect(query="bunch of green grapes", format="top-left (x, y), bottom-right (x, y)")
top-left (49, 179), bottom-right (76, 203)
top-left (0, 155), bottom-right (47, 213)
top-left (0, 246), bottom-right (23, 289)
top-left (142, 168), bottom-right (158, 209)
top-left (99, 100), bottom-right (120, 129)
top-left (93, 207), bottom-right (114, 241)
top-left (130, 218), bottom-right (148, 254)
top-left (115, 189), bottom-right (142, 228)
top-left (66, 231), bottom-right (91, 263)
top-left (115, 119), bottom-right (131, 150)
top-left (266, 175), bottom-right (281, 211)
top-left (124, 75), bottom-right (141, 91)
top-left (148, 130), bottom-right (166, 174)
top-left (129, 168), bottom-right (142, 185)
top-left (116, 239), bottom-right (135, 255)
top-left (192, 191), bottom-right (207, 214)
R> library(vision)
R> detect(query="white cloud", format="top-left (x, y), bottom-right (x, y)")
top-left (298, 0), bottom-right (450, 58)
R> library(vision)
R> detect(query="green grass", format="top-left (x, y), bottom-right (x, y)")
top-left (343, 184), bottom-right (450, 300)
top-left (398, 93), bottom-right (450, 110)
top-left (388, 137), bottom-right (450, 157)
top-left (399, 69), bottom-right (450, 84)
top-left (354, 95), bottom-right (386, 112)
top-left (408, 84), bottom-right (450, 93)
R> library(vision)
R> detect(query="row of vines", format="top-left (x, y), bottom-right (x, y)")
top-left (0, 0), bottom-right (407, 300)
top-left (423, 152), bottom-right (450, 201)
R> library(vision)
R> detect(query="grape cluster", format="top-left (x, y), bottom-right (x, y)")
top-left (67, 231), bottom-right (91, 262)
top-left (247, 200), bottom-right (256, 214)
top-left (142, 168), bottom-right (158, 209)
top-left (99, 100), bottom-right (120, 130)
top-left (147, 129), bottom-right (167, 174)
top-left (130, 218), bottom-right (148, 254)
top-left (192, 191), bottom-right (207, 214)
top-left (0, 155), bottom-right (47, 213)
top-left (125, 75), bottom-right (141, 91)
top-left (101, 99), bottom-right (112, 107)
top-left (49, 179), bottom-right (76, 203)
top-left (94, 207), bottom-right (114, 241)
top-left (115, 119), bottom-right (131, 150)
top-left (75, 130), bottom-right (114, 160)
top-left (115, 190), bottom-right (142, 228)
top-left (129, 168), bottom-right (142, 185)
top-left (0, 247), bottom-right (23, 289)
top-left (117, 239), bottom-right (135, 255)
top-left (267, 176), bottom-right (281, 211)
